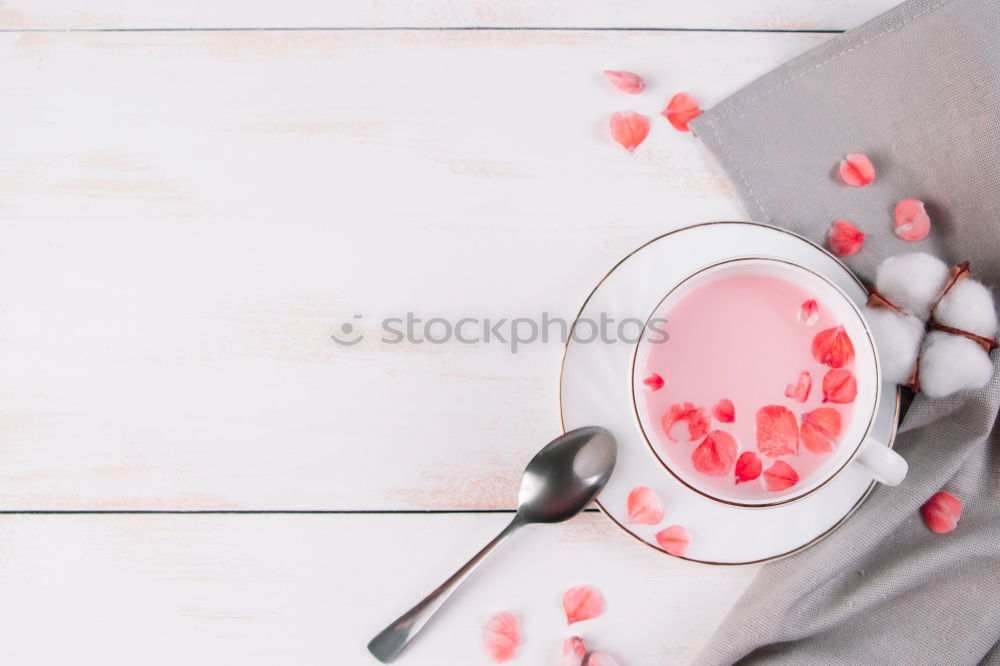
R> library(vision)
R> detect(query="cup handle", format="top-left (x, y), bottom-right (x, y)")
top-left (855, 437), bottom-right (908, 486)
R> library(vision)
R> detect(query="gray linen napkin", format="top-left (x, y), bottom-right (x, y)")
top-left (689, 0), bottom-right (1000, 663)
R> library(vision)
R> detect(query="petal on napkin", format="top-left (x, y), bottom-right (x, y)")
top-left (838, 153), bottom-right (876, 186)
top-left (894, 198), bottom-right (931, 242)
top-left (827, 219), bottom-right (865, 256)
top-left (922, 491), bottom-right (962, 533)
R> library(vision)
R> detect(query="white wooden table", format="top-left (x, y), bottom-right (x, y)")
top-left (0, 2), bottom-right (896, 663)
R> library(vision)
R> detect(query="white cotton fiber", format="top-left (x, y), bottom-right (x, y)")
top-left (918, 330), bottom-right (995, 398)
top-left (864, 306), bottom-right (924, 384)
top-left (875, 253), bottom-right (949, 320)
top-left (934, 279), bottom-right (999, 338)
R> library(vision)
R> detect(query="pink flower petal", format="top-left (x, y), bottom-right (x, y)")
top-left (799, 299), bottom-right (819, 326)
top-left (609, 111), bottom-right (650, 153)
top-left (560, 636), bottom-right (587, 666)
top-left (763, 460), bottom-right (799, 491)
top-left (655, 524), bottom-right (690, 557)
top-left (812, 326), bottom-right (855, 368)
top-left (922, 491), bottom-right (962, 533)
top-left (838, 153), bottom-right (876, 187)
top-left (603, 70), bottom-right (646, 94)
top-left (894, 198), bottom-right (931, 242)
top-left (481, 612), bottom-right (520, 663)
top-left (827, 219), bottom-right (865, 256)
top-left (755, 405), bottom-right (799, 457)
top-left (784, 371), bottom-right (812, 403)
top-left (800, 407), bottom-right (841, 454)
top-left (712, 398), bottom-right (735, 423)
top-left (691, 430), bottom-right (738, 476)
top-left (735, 451), bottom-right (762, 484)
top-left (822, 368), bottom-right (857, 404)
top-left (661, 402), bottom-right (710, 442)
top-left (663, 92), bottom-right (701, 131)
top-left (626, 486), bottom-right (664, 525)
top-left (586, 651), bottom-right (623, 666)
top-left (642, 373), bottom-right (664, 391)
top-left (562, 585), bottom-right (604, 625)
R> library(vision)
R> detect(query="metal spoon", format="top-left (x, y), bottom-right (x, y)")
top-left (367, 426), bottom-right (617, 663)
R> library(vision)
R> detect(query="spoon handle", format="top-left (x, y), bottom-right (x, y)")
top-left (367, 516), bottom-right (523, 663)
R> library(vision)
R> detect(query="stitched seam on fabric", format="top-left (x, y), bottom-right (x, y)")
top-left (720, 0), bottom-right (953, 119)
top-left (708, 118), bottom-right (770, 222)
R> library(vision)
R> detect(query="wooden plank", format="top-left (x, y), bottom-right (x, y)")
top-left (0, 512), bottom-right (759, 664)
top-left (0, 0), bottom-right (898, 31)
top-left (0, 29), bottom-right (826, 510)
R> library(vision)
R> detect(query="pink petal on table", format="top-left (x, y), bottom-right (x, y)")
top-left (838, 153), bottom-right (876, 187)
top-left (586, 651), bottom-right (623, 666)
top-left (827, 219), bottom-right (865, 256)
top-left (894, 198), bottom-right (931, 242)
top-left (603, 70), bottom-right (646, 94)
top-left (662, 92), bottom-right (701, 131)
top-left (655, 524), bottom-right (690, 557)
top-left (627, 486), bottom-right (664, 525)
top-left (561, 636), bottom-right (587, 666)
top-left (562, 585), bottom-right (605, 625)
top-left (481, 611), bottom-right (520, 663)
top-left (609, 111), bottom-right (650, 153)
top-left (922, 491), bottom-right (962, 534)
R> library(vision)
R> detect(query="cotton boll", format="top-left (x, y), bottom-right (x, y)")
top-left (864, 306), bottom-right (924, 384)
top-left (919, 331), bottom-right (994, 398)
top-left (875, 253), bottom-right (949, 319)
top-left (934, 279), bottom-right (998, 338)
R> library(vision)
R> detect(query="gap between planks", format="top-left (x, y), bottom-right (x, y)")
top-left (0, 26), bottom-right (844, 34)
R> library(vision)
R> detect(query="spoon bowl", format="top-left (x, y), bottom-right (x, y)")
top-left (516, 426), bottom-right (616, 524)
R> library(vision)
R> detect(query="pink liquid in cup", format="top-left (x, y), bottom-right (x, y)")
top-left (634, 260), bottom-right (866, 503)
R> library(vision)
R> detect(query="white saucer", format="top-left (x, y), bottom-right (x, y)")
top-left (559, 222), bottom-right (900, 564)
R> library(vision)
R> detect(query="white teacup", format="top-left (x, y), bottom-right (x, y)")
top-left (632, 257), bottom-right (908, 507)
